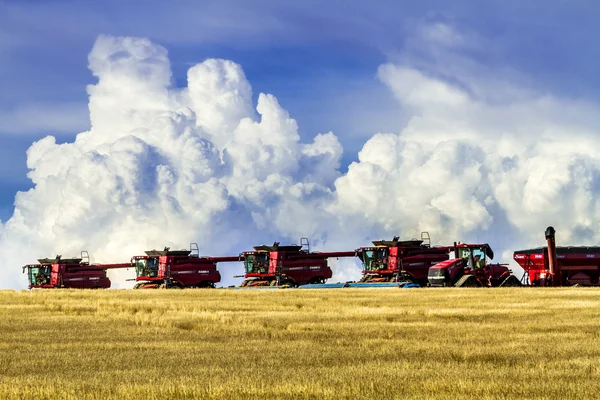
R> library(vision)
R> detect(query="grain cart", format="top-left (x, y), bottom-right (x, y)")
top-left (23, 252), bottom-right (131, 289)
top-left (237, 238), bottom-right (356, 287)
top-left (350, 233), bottom-right (451, 287)
top-left (428, 242), bottom-right (520, 287)
top-left (513, 226), bottom-right (600, 286)
top-left (132, 243), bottom-right (239, 288)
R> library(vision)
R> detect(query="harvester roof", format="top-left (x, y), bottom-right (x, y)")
top-left (252, 244), bottom-right (303, 252)
top-left (370, 239), bottom-right (425, 247)
top-left (37, 257), bottom-right (83, 265)
top-left (144, 249), bottom-right (191, 257)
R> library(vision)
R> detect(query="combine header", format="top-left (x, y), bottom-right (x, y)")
top-left (351, 233), bottom-right (450, 287)
top-left (238, 238), bottom-right (356, 287)
top-left (514, 226), bottom-right (600, 286)
top-left (428, 242), bottom-right (520, 287)
top-left (132, 243), bottom-right (239, 289)
top-left (23, 252), bottom-right (131, 289)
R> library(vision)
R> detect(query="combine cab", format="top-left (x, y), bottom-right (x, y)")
top-left (238, 238), bottom-right (356, 287)
top-left (23, 252), bottom-right (131, 289)
top-left (132, 243), bottom-right (239, 289)
top-left (428, 243), bottom-right (520, 287)
top-left (353, 233), bottom-right (450, 287)
top-left (514, 226), bottom-right (600, 286)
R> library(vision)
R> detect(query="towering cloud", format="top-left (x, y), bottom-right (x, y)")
top-left (331, 28), bottom-right (600, 263)
top-left (0, 35), bottom-right (345, 288)
top-left (3, 27), bottom-right (600, 289)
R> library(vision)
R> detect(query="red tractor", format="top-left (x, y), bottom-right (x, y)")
top-left (238, 238), bottom-right (356, 287)
top-left (514, 226), bottom-right (600, 286)
top-left (131, 243), bottom-right (239, 289)
top-left (352, 233), bottom-right (450, 287)
top-left (428, 242), bottom-right (520, 287)
top-left (22, 252), bottom-right (131, 289)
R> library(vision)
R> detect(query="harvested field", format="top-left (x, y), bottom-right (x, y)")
top-left (1, 288), bottom-right (600, 399)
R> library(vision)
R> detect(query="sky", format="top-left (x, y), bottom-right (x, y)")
top-left (2, 0), bottom-right (600, 288)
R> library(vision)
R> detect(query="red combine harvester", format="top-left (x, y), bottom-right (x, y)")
top-left (428, 242), bottom-right (520, 287)
top-left (351, 233), bottom-right (450, 287)
top-left (22, 252), bottom-right (131, 289)
top-left (237, 238), bottom-right (356, 287)
top-left (513, 226), bottom-right (600, 286)
top-left (132, 243), bottom-right (239, 289)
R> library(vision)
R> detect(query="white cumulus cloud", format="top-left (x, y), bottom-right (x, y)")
top-left (3, 26), bottom-right (600, 289)
top-left (0, 34), bottom-right (347, 289)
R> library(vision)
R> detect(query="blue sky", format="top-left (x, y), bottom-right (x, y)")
top-left (1, 0), bottom-right (600, 222)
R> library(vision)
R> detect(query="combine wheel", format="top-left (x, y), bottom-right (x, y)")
top-left (499, 275), bottom-right (521, 287)
top-left (455, 274), bottom-right (481, 287)
top-left (270, 280), bottom-right (278, 287)
top-left (396, 273), bottom-right (415, 284)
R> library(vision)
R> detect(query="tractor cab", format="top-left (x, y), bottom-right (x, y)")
top-left (455, 245), bottom-right (492, 270)
top-left (242, 251), bottom-right (270, 274)
top-left (24, 264), bottom-right (51, 287)
top-left (133, 256), bottom-right (159, 278)
top-left (361, 247), bottom-right (389, 272)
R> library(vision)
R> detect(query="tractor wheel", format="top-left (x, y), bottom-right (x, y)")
top-left (455, 274), bottom-right (481, 287)
top-left (499, 275), bottom-right (521, 287)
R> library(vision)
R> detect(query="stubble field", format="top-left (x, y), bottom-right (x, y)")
top-left (1, 288), bottom-right (600, 399)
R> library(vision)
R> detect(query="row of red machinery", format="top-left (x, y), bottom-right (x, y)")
top-left (22, 226), bottom-right (598, 289)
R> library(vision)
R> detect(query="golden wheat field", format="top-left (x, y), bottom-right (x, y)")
top-left (1, 288), bottom-right (600, 399)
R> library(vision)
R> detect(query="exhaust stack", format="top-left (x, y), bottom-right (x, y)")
top-left (545, 226), bottom-right (560, 286)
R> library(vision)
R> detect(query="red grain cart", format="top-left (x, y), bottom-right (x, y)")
top-left (514, 226), bottom-right (600, 286)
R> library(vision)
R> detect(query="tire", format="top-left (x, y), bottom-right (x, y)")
top-left (455, 274), bottom-right (481, 287)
